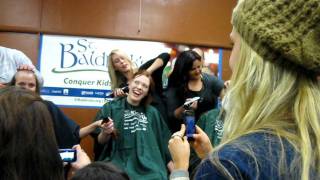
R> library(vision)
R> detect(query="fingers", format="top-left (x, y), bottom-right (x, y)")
top-left (0, 83), bottom-right (6, 88)
top-left (170, 125), bottom-right (187, 142)
top-left (179, 124), bottom-right (186, 135)
top-left (195, 125), bottom-right (205, 134)
top-left (101, 120), bottom-right (114, 134)
top-left (18, 64), bottom-right (35, 71)
top-left (114, 88), bottom-right (126, 97)
top-left (191, 101), bottom-right (198, 110)
top-left (70, 145), bottom-right (91, 170)
top-left (72, 144), bottom-right (81, 151)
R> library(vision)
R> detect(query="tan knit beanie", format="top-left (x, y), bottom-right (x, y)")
top-left (232, 0), bottom-right (320, 73)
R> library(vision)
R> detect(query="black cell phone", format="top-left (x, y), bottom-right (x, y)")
top-left (101, 117), bottom-right (110, 124)
top-left (59, 149), bottom-right (77, 162)
top-left (184, 110), bottom-right (196, 141)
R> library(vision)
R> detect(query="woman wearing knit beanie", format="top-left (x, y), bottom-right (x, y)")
top-left (168, 0), bottom-right (320, 179)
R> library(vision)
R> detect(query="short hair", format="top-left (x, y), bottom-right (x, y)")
top-left (71, 162), bottom-right (129, 180)
top-left (130, 69), bottom-right (154, 106)
top-left (9, 69), bottom-right (40, 94)
top-left (0, 86), bottom-right (64, 180)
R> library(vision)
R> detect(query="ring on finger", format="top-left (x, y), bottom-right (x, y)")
top-left (171, 134), bottom-right (183, 140)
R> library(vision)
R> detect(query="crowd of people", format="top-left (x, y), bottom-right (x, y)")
top-left (1, 0), bottom-right (320, 179)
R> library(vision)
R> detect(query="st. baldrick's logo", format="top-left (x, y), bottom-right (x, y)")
top-left (52, 39), bottom-right (108, 73)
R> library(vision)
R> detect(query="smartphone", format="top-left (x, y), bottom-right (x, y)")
top-left (101, 117), bottom-right (110, 124)
top-left (59, 149), bottom-right (77, 163)
top-left (184, 110), bottom-right (196, 141)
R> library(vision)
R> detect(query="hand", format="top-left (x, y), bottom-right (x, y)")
top-left (70, 145), bottom-right (91, 170)
top-left (185, 98), bottom-right (198, 110)
top-left (18, 64), bottom-right (35, 71)
top-left (95, 120), bottom-right (103, 127)
top-left (168, 124), bottom-right (190, 171)
top-left (190, 100), bottom-right (198, 110)
top-left (100, 117), bottom-right (114, 135)
top-left (190, 126), bottom-right (213, 159)
top-left (114, 88), bottom-right (127, 97)
top-left (224, 80), bottom-right (231, 89)
top-left (0, 83), bottom-right (6, 89)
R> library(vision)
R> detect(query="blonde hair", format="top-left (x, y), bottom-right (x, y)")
top-left (107, 49), bottom-right (136, 90)
top-left (211, 34), bottom-right (320, 179)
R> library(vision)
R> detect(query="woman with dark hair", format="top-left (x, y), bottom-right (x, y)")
top-left (166, 50), bottom-right (224, 132)
top-left (71, 162), bottom-right (129, 180)
top-left (9, 69), bottom-right (81, 148)
top-left (0, 87), bottom-right (64, 180)
top-left (91, 70), bottom-right (172, 180)
top-left (168, 0), bottom-right (320, 179)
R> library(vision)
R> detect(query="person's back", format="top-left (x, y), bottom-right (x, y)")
top-left (0, 87), bottom-right (64, 180)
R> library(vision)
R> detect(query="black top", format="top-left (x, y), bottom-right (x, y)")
top-left (44, 100), bottom-right (80, 149)
top-left (165, 73), bottom-right (224, 132)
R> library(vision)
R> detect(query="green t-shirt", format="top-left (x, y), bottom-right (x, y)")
top-left (92, 97), bottom-right (171, 180)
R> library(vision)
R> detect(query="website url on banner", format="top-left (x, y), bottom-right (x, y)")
top-left (74, 97), bottom-right (105, 103)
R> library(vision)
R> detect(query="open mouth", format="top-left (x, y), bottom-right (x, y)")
top-left (132, 89), bottom-right (142, 97)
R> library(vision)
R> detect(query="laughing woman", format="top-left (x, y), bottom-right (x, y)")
top-left (107, 49), bottom-right (170, 122)
top-left (91, 70), bottom-right (172, 180)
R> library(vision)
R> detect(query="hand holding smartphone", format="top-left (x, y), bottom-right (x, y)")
top-left (184, 109), bottom-right (196, 141)
top-left (59, 149), bottom-right (77, 162)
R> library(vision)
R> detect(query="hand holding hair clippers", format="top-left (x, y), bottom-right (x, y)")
top-left (183, 97), bottom-right (200, 109)
top-left (107, 86), bottom-right (129, 98)
top-left (101, 117), bottom-right (118, 138)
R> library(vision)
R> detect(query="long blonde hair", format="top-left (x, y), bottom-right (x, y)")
top-left (107, 49), bottom-right (136, 90)
top-left (211, 35), bottom-right (320, 179)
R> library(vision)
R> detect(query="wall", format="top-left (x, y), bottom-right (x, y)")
top-left (0, 0), bottom-right (236, 158)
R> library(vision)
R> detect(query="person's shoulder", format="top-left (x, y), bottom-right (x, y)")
top-left (217, 132), bottom-right (293, 162)
top-left (43, 100), bottom-right (55, 107)
top-left (102, 97), bottom-right (125, 108)
top-left (202, 73), bottom-right (223, 83)
top-left (206, 108), bottom-right (220, 116)
top-left (145, 104), bottom-right (158, 113)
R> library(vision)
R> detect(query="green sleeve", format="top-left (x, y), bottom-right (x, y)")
top-left (196, 109), bottom-right (220, 144)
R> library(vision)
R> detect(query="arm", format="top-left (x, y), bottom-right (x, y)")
top-left (146, 57), bottom-right (164, 74)
top-left (140, 52), bottom-right (170, 75)
top-left (79, 120), bottom-right (102, 138)
top-left (174, 105), bottom-right (186, 120)
top-left (166, 88), bottom-right (184, 120)
top-left (97, 118), bottom-right (114, 144)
